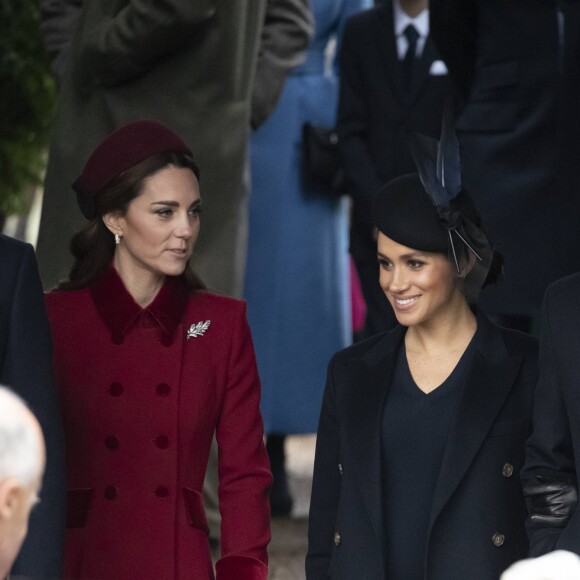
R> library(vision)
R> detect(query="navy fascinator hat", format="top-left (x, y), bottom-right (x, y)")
top-left (372, 104), bottom-right (496, 301)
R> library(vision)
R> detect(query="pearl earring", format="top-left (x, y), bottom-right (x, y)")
top-left (115, 233), bottom-right (121, 245)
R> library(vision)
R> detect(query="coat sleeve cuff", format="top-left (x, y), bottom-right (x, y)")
top-left (215, 556), bottom-right (268, 580)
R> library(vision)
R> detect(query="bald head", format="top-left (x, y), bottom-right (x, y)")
top-left (0, 388), bottom-right (45, 486)
top-left (0, 386), bottom-right (46, 578)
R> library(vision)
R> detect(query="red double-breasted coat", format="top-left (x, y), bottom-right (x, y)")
top-left (45, 267), bottom-right (272, 580)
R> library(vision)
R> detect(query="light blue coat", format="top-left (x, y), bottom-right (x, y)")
top-left (244, 0), bottom-right (371, 433)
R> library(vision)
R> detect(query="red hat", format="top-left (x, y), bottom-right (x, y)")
top-left (73, 120), bottom-right (194, 219)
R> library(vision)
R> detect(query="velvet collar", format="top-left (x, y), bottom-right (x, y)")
top-left (90, 266), bottom-right (190, 345)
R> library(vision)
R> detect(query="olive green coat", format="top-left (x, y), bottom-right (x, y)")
top-left (38, 0), bottom-right (312, 294)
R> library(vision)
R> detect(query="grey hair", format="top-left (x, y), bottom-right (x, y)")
top-left (0, 387), bottom-right (43, 487)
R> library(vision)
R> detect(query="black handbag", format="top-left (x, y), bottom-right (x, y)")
top-left (301, 123), bottom-right (346, 197)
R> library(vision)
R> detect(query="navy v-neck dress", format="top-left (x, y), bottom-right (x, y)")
top-left (381, 332), bottom-right (479, 579)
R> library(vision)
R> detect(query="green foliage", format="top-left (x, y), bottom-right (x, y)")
top-left (0, 0), bottom-right (56, 215)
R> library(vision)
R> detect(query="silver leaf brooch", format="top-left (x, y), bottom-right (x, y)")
top-left (187, 320), bottom-right (211, 339)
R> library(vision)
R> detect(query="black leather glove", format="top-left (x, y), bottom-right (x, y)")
top-left (524, 474), bottom-right (578, 527)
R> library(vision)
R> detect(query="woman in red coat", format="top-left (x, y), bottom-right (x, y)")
top-left (45, 120), bottom-right (272, 580)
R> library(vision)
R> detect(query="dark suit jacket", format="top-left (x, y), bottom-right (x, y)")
top-left (0, 234), bottom-right (65, 578)
top-left (307, 314), bottom-right (537, 579)
top-left (337, 3), bottom-right (451, 262)
top-left (521, 272), bottom-right (580, 556)
top-left (430, 0), bottom-right (580, 316)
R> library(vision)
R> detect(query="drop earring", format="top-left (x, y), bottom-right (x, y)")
top-left (115, 233), bottom-right (121, 245)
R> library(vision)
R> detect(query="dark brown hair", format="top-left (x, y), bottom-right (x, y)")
top-left (57, 151), bottom-right (206, 292)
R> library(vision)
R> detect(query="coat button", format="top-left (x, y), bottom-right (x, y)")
top-left (334, 532), bottom-right (341, 546)
top-left (105, 435), bottom-right (120, 450)
top-left (155, 383), bottom-right (171, 396)
top-left (338, 463), bottom-right (344, 475)
top-left (492, 532), bottom-right (505, 547)
top-left (104, 486), bottom-right (117, 500)
top-left (502, 463), bottom-right (514, 478)
top-left (155, 485), bottom-right (169, 499)
top-left (155, 435), bottom-right (169, 449)
top-left (109, 382), bottom-right (123, 396)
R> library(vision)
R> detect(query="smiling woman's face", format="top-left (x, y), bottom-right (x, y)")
top-left (105, 165), bottom-right (201, 287)
top-left (377, 232), bottom-right (463, 328)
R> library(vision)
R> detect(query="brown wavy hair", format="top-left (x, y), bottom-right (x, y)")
top-left (57, 151), bottom-right (206, 292)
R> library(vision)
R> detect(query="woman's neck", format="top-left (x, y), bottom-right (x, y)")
top-left (113, 256), bottom-right (164, 308)
top-left (405, 298), bottom-right (477, 357)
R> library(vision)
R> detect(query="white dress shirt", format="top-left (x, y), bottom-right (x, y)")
top-left (393, 0), bottom-right (429, 59)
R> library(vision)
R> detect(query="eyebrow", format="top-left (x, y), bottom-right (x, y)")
top-left (150, 199), bottom-right (202, 208)
top-left (377, 251), bottom-right (427, 260)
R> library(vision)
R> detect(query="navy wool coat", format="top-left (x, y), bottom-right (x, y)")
top-left (307, 314), bottom-right (537, 580)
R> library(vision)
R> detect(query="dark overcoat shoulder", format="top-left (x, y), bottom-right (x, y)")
top-left (0, 234), bottom-right (65, 578)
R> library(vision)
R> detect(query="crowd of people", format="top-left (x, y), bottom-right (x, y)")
top-left (3, 0), bottom-right (580, 578)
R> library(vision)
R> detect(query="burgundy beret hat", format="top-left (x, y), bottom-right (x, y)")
top-left (72, 120), bottom-right (195, 219)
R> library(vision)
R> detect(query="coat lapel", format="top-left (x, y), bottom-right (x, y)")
top-left (428, 315), bottom-right (524, 533)
top-left (374, 4), bottom-right (408, 105)
top-left (408, 36), bottom-right (438, 101)
top-left (346, 326), bottom-right (405, 569)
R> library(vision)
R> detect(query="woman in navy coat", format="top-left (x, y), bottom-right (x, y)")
top-left (45, 121), bottom-right (271, 580)
top-left (306, 123), bottom-right (538, 579)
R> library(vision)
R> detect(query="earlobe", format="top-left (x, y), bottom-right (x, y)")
top-left (102, 212), bottom-right (123, 237)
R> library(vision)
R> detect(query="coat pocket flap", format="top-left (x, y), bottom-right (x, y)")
top-left (183, 487), bottom-right (210, 535)
top-left (67, 488), bottom-right (95, 528)
top-left (477, 61), bottom-right (519, 91)
top-left (456, 102), bottom-right (520, 133)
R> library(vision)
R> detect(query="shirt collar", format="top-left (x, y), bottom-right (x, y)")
top-left (91, 265), bottom-right (190, 345)
top-left (393, 0), bottom-right (430, 39)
